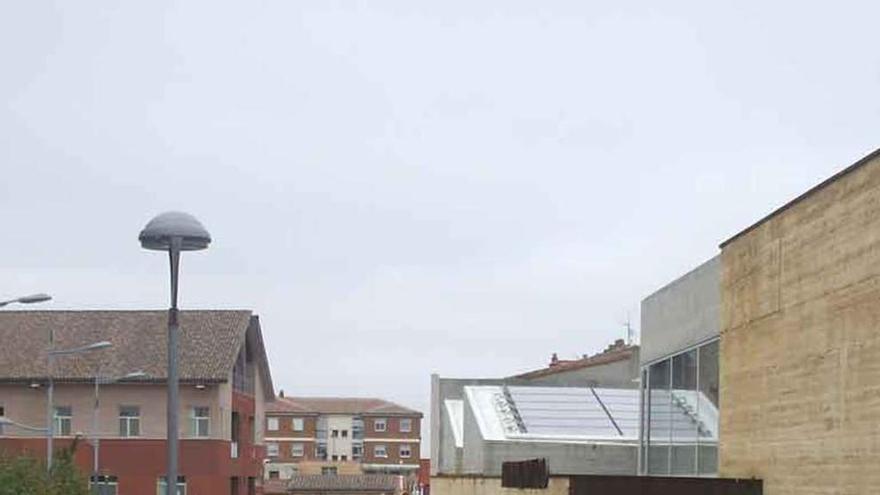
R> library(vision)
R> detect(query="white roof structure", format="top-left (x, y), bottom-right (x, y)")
top-left (459, 385), bottom-right (717, 445)
top-left (443, 399), bottom-right (464, 448)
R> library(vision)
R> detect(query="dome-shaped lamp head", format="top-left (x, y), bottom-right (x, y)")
top-left (139, 211), bottom-right (211, 251)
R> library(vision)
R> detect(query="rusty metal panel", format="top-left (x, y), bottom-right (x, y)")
top-left (502, 459), bottom-right (549, 489)
top-left (570, 475), bottom-right (762, 495)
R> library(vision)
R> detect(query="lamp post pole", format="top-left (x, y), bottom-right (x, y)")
top-left (167, 236), bottom-right (181, 495)
top-left (139, 211), bottom-right (211, 495)
top-left (47, 327), bottom-right (54, 472)
top-left (92, 375), bottom-right (99, 494)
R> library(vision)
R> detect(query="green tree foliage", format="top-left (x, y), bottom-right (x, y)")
top-left (0, 437), bottom-right (89, 495)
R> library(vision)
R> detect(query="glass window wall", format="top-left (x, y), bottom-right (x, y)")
top-left (640, 339), bottom-right (718, 476)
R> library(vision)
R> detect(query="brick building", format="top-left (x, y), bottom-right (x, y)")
top-left (0, 310), bottom-right (275, 495)
top-left (264, 397), bottom-right (422, 481)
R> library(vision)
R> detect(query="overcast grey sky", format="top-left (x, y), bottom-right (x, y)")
top-left (2, 1), bottom-right (879, 444)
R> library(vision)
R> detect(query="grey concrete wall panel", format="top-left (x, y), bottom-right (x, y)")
top-left (640, 256), bottom-right (720, 365)
top-left (481, 442), bottom-right (637, 476)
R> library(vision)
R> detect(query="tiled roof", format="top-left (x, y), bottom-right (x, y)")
top-left (511, 344), bottom-right (637, 380)
top-left (287, 475), bottom-right (401, 493)
top-left (0, 310), bottom-right (274, 398)
top-left (267, 397), bottom-right (422, 417)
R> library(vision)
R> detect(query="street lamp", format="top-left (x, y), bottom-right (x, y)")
top-left (91, 371), bottom-right (148, 495)
top-left (0, 293), bottom-right (52, 307)
top-left (46, 340), bottom-right (112, 472)
top-left (139, 211), bottom-right (211, 495)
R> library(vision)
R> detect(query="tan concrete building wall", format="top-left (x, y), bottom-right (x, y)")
top-left (430, 476), bottom-right (568, 495)
top-left (0, 382), bottom-right (226, 440)
top-left (719, 153), bottom-right (880, 494)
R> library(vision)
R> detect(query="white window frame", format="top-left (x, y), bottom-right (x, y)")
top-left (291, 443), bottom-right (305, 457)
top-left (374, 418), bottom-right (387, 432)
top-left (157, 476), bottom-right (186, 495)
top-left (374, 444), bottom-right (388, 458)
top-left (399, 418), bottom-right (412, 433)
top-left (119, 406), bottom-right (141, 437)
top-left (399, 444), bottom-right (412, 458)
top-left (190, 406), bottom-right (210, 438)
top-left (54, 406), bottom-right (72, 436)
top-left (267, 417), bottom-right (279, 431)
top-left (266, 442), bottom-right (279, 458)
top-left (292, 417), bottom-right (304, 432)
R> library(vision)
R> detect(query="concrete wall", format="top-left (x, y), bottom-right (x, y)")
top-left (641, 255), bottom-right (720, 365)
top-left (431, 476), bottom-right (569, 495)
top-left (719, 152), bottom-right (880, 495)
top-left (479, 442), bottom-right (636, 476)
top-left (460, 395), bottom-right (487, 475)
top-left (431, 376), bottom-right (514, 476)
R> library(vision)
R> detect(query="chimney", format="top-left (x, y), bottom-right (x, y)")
top-left (549, 353), bottom-right (559, 366)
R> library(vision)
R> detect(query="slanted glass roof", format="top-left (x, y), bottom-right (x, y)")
top-left (507, 386), bottom-right (635, 439)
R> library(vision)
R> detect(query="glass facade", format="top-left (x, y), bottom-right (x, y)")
top-left (640, 339), bottom-right (719, 476)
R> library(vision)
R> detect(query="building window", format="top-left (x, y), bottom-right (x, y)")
top-left (341, 429), bottom-right (348, 438)
top-left (54, 406), bottom-right (72, 436)
top-left (399, 444), bottom-right (411, 458)
top-left (157, 476), bottom-right (186, 495)
top-left (352, 419), bottom-right (364, 440)
top-left (266, 443), bottom-right (279, 458)
top-left (268, 471), bottom-right (279, 480)
top-left (322, 467), bottom-right (337, 476)
top-left (316, 443), bottom-right (327, 460)
top-left (90, 475), bottom-right (118, 495)
top-left (267, 417), bottom-right (279, 431)
top-left (331, 454), bottom-right (338, 461)
top-left (331, 429), bottom-right (339, 438)
top-left (640, 339), bottom-right (719, 476)
top-left (352, 444), bottom-right (363, 459)
top-left (374, 418), bottom-right (387, 432)
top-left (399, 418), bottom-right (412, 433)
top-left (291, 443), bottom-right (304, 457)
top-left (292, 418), bottom-right (304, 432)
top-left (191, 407), bottom-right (210, 437)
top-left (0, 406), bottom-right (5, 435)
top-left (341, 455), bottom-right (347, 461)
top-left (119, 406), bottom-right (140, 437)
top-left (374, 444), bottom-right (388, 458)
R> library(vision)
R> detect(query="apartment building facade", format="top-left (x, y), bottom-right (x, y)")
top-left (264, 397), bottom-right (422, 481)
top-left (0, 310), bottom-right (275, 495)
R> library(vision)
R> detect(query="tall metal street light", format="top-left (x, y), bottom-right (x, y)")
top-left (0, 293), bottom-right (52, 307)
top-left (47, 340), bottom-right (112, 472)
top-left (91, 370), bottom-right (148, 495)
top-left (139, 211), bottom-right (211, 495)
